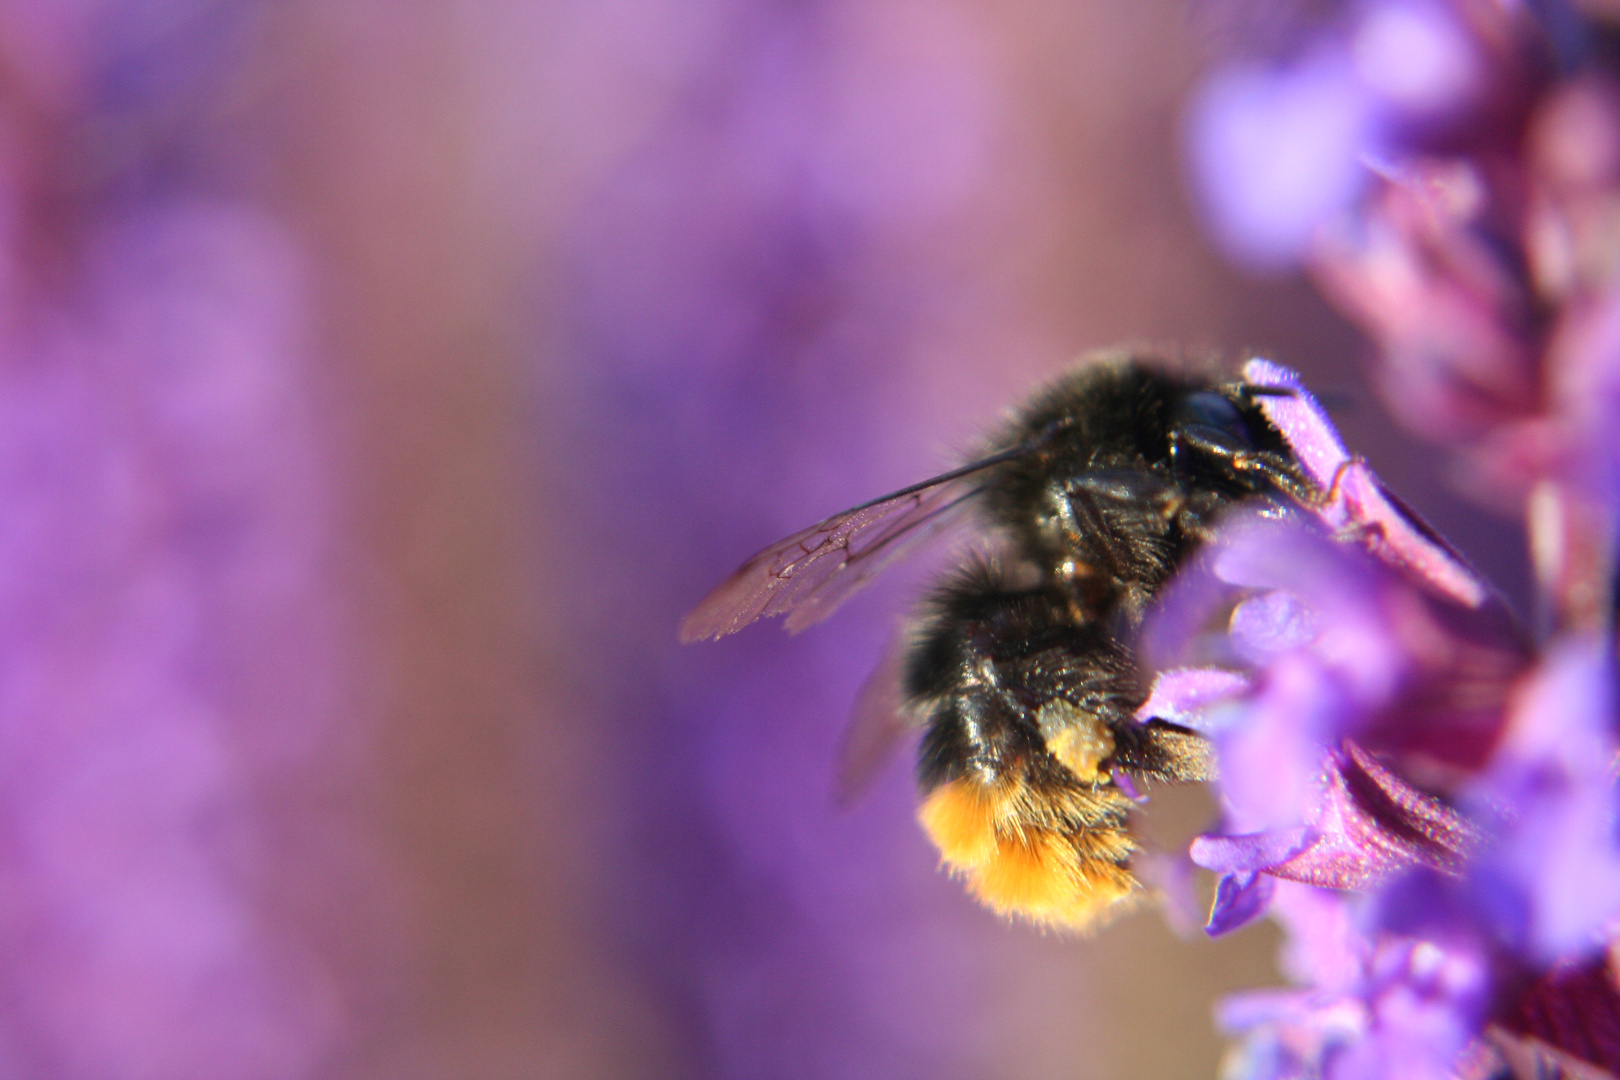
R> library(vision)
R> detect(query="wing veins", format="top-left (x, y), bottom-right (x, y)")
top-left (680, 435), bottom-right (1046, 642)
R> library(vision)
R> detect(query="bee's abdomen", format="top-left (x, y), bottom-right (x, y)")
top-left (906, 565), bottom-right (1146, 931)
top-left (917, 774), bottom-right (1138, 931)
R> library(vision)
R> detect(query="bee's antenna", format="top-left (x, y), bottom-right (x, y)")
top-left (1311, 390), bottom-right (1357, 414)
top-left (1243, 382), bottom-right (1357, 414)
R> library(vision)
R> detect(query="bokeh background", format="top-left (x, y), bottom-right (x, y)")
top-left (0, 1), bottom-right (1525, 1078)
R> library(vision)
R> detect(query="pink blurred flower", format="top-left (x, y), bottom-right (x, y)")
top-left (1189, 4), bottom-right (1620, 591)
top-left (1186, 0), bottom-right (1515, 271)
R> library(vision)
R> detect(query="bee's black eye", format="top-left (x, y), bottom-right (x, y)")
top-left (1176, 391), bottom-right (1251, 444)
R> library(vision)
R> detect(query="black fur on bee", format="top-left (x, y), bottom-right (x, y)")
top-left (982, 360), bottom-right (1310, 616)
top-left (907, 559), bottom-right (1214, 797)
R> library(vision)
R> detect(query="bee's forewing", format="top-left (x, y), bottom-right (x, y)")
top-left (678, 444), bottom-right (1041, 642)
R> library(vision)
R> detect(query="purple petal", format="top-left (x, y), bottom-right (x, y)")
top-left (1211, 512), bottom-right (1357, 593)
top-left (1192, 827), bottom-right (1316, 875)
top-left (1312, 166), bottom-right (1537, 445)
top-left (1193, 739), bottom-right (1476, 907)
top-left (1211, 516), bottom-right (1408, 708)
top-left (1242, 359), bottom-right (1495, 609)
top-left (1216, 987), bottom-right (1327, 1033)
top-left (1212, 1029), bottom-right (1303, 1080)
top-left (1217, 876), bottom-right (1496, 1080)
top-left (1467, 637), bottom-right (1620, 965)
top-left (1137, 554), bottom-right (1248, 672)
top-left (1194, 744), bottom-right (1475, 895)
top-left (1350, 0), bottom-right (1481, 117)
top-left (1324, 937), bottom-right (1490, 1080)
top-left (1270, 881), bottom-right (1366, 993)
top-left (1324, 460), bottom-right (1491, 609)
top-left (1187, 53), bottom-right (1376, 270)
top-left (1134, 667), bottom-right (1251, 730)
top-left (1207, 871), bottom-right (1280, 937)
top-left (1231, 590), bottom-right (1317, 664)
top-left (1135, 851), bottom-right (1205, 938)
top-left (1243, 359), bottom-right (1352, 490)
top-left (1266, 743), bottom-right (1477, 890)
top-left (1216, 654), bottom-right (1354, 832)
top-left (1216, 985), bottom-right (1370, 1078)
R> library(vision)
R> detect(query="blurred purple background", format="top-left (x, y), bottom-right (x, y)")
top-left (0, 1), bottom-right (1525, 1077)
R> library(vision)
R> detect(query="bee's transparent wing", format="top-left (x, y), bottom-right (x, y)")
top-left (679, 441), bottom-right (1036, 643)
top-left (835, 633), bottom-right (914, 807)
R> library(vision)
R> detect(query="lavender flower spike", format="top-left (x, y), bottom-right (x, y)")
top-left (1141, 365), bottom-right (1527, 938)
top-left (1181, 3), bottom-right (1620, 1077)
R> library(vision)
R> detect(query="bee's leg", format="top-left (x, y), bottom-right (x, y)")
top-left (1064, 482), bottom-right (1130, 580)
top-left (911, 593), bottom-right (1144, 930)
top-left (1171, 425), bottom-right (1317, 505)
top-left (911, 567), bottom-right (1138, 796)
top-left (1112, 718), bottom-right (1214, 783)
top-left (1034, 699), bottom-right (1115, 784)
top-left (1067, 473), bottom-right (1181, 579)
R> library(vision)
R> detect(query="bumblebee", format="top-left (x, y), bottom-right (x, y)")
top-left (681, 355), bottom-right (1314, 931)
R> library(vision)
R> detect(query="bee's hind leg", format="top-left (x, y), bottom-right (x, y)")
top-left (1111, 718), bottom-right (1215, 784)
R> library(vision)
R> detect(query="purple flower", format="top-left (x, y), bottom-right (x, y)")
top-left (1201, 6), bottom-right (1620, 638)
top-left (1186, 0), bottom-right (1501, 271)
top-left (1188, 47), bottom-right (1379, 271)
top-left (1180, 3), bottom-right (1620, 1076)
top-left (1135, 358), bottom-right (1620, 1077)
top-left (1311, 158), bottom-right (1542, 460)
top-left (1190, 5), bottom-right (1620, 605)
top-left (1217, 892), bottom-right (1493, 1080)
top-left (1462, 637), bottom-right (1620, 968)
top-left (1143, 364), bottom-right (1526, 858)
top-left (1147, 505), bottom-right (1516, 928)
